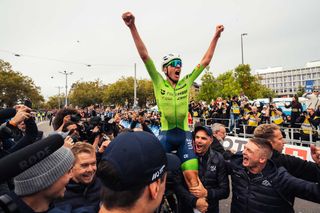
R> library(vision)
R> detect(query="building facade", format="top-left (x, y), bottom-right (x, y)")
top-left (256, 61), bottom-right (320, 97)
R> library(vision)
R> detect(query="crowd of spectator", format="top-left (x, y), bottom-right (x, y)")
top-left (1, 90), bottom-right (320, 212)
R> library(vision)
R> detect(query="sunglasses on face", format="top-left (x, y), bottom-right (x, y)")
top-left (167, 59), bottom-right (182, 68)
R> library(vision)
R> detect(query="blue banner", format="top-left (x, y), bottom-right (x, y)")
top-left (305, 80), bottom-right (314, 92)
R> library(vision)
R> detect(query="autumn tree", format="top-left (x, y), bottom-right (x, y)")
top-left (215, 70), bottom-right (241, 99)
top-left (197, 71), bottom-right (217, 103)
top-left (234, 64), bottom-right (274, 99)
top-left (68, 80), bottom-right (104, 107)
top-left (0, 59), bottom-right (44, 107)
top-left (102, 76), bottom-right (154, 107)
top-left (46, 94), bottom-right (65, 109)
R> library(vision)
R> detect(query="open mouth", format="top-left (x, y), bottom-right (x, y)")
top-left (174, 71), bottom-right (180, 78)
top-left (243, 156), bottom-right (249, 164)
top-left (195, 143), bottom-right (204, 152)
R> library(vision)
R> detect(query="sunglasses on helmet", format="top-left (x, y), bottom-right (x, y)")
top-left (166, 59), bottom-right (182, 68)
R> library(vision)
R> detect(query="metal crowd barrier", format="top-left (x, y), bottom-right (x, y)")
top-left (191, 117), bottom-right (319, 147)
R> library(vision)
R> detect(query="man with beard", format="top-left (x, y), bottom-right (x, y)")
top-left (55, 142), bottom-right (101, 213)
top-left (174, 125), bottom-right (229, 213)
top-left (229, 137), bottom-right (320, 212)
top-left (122, 11), bottom-right (224, 191)
top-left (254, 123), bottom-right (320, 182)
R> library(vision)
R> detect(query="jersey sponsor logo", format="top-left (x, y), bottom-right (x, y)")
top-left (177, 90), bottom-right (188, 96)
top-left (161, 96), bottom-right (173, 101)
top-left (177, 95), bottom-right (188, 100)
top-left (166, 91), bottom-right (174, 96)
top-left (161, 89), bottom-right (166, 95)
top-left (176, 83), bottom-right (187, 90)
top-left (261, 180), bottom-right (272, 187)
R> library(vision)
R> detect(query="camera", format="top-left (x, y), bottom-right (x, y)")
top-left (24, 99), bottom-right (32, 109)
top-left (70, 114), bottom-right (81, 123)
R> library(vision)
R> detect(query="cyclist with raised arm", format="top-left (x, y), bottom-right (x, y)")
top-left (122, 11), bottom-right (224, 191)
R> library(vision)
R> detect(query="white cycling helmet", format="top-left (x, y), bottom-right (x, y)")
top-left (161, 53), bottom-right (181, 69)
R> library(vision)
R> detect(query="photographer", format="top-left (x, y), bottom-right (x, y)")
top-left (296, 107), bottom-right (320, 143)
top-left (243, 106), bottom-right (261, 134)
top-left (52, 108), bottom-right (81, 132)
top-left (130, 111), bottom-right (153, 134)
top-left (0, 105), bottom-right (38, 196)
top-left (285, 95), bottom-right (303, 128)
top-left (0, 105), bottom-right (38, 157)
top-left (265, 102), bottom-right (284, 126)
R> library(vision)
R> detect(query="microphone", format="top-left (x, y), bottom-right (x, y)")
top-left (0, 134), bottom-right (64, 183)
top-left (0, 108), bottom-right (16, 124)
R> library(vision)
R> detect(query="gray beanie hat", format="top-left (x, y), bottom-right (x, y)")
top-left (14, 146), bottom-right (74, 196)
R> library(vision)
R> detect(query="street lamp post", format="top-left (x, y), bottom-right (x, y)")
top-left (59, 71), bottom-right (73, 107)
top-left (134, 63), bottom-right (137, 108)
top-left (241, 33), bottom-right (248, 64)
top-left (56, 86), bottom-right (63, 109)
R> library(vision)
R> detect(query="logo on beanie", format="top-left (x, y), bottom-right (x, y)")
top-left (151, 165), bottom-right (165, 181)
top-left (19, 146), bottom-right (51, 170)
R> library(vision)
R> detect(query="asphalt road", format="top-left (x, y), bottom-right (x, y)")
top-left (38, 121), bottom-right (320, 212)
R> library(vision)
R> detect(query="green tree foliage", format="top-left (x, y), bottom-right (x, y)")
top-left (234, 64), bottom-right (274, 99)
top-left (68, 80), bottom-right (104, 107)
top-left (46, 94), bottom-right (64, 109)
top-left (0, 59), bottom-right (44, 107)
top-left (215, 71), bottom-right (241, 99)
top-left (102, 76), bottom-right (154, 107)
top-left (296, 85), bottom-right (305, 97)
top-left (234, 64), bottom-right (257, 99)
top-left (136, 79), bottom-right (155, 106)
top-left (197, 64), bottom-right (274, 102)
top-left (103, 77), bottom-right (134, 106)
top-left (197, 71), bottom-right (217, 102)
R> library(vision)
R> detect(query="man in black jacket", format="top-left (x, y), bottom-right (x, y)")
top-left (210, 123), bottom-right (234, 160)
top-left (174, 125), bottom-right (229, 213)
top-left (229, 137), bottom-right (320, 213)
top-left (254, 123), bottom-right (320, 182)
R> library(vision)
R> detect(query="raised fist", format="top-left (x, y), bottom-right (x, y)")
top-left (215, 25), bottom-right (224, 37)
top-left (122, 11), bottom-right (135, 27)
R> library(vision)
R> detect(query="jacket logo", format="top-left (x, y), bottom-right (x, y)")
top-left (210, 165), bottom-right (216, 172)
top-left (261, 180), bottom-right (272, 187)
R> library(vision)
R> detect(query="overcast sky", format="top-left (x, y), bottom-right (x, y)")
top-left (1, 0), bottom-right (319, 99)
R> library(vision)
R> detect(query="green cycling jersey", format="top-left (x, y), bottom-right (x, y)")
top-left (145, 59), bottom-right (205, 131)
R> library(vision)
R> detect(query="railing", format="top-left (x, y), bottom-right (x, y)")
top-left (190, 117), bottom-right (320, 147)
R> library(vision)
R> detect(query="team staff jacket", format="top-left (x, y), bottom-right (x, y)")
top-left (173, 149), bottom-right (229, 213)
top-left (144, 59), bottom-right (205, 131)
top-left (228, 154), bottom-right (320, 213)
top-left (271, 149), bottom-right (320, 182)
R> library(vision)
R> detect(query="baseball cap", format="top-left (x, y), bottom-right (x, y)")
top-left (194, 125), bottom-right (213, 137)
top-left (98, 131), bottom-right (180, 191)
